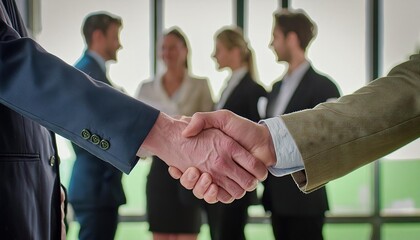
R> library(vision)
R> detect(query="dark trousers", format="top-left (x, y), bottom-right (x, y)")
top-left (73, 206), bottom-right (119, 240)
top-left (271, 215), bottom-right (325, 240)
top-left (204, 196), bottom-right (250, 240)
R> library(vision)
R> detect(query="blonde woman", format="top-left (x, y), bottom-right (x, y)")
top-left (204, 27), bottom-right (267, 240)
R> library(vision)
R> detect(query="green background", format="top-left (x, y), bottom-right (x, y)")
top-left (59, 142), bottom-right (420, 240)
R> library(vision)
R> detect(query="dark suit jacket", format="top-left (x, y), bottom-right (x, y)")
top-left (68, 52), bottom-right (126, 208)
top-left (264, 66), bottom-right (340, 216)
top-left (0, 3), bottom-right (159, 239)
top-left (223, 72), bottom-right (267, 122)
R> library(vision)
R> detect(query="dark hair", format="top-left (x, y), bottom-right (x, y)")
top-left (274, 9), bottom-right (317, 51)
top-left (215, 27), bottom-right (257, 80)
top-left (164, 27), bottom-right (190, 69)
top-left (82, 12), bottom-right (122, 47)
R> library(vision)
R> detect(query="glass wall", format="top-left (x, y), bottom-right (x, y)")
top-left (292, 0), bottom-right (367, 95)
top-left (382, 0), bottom-right (420, 161)
top-left (21, 0), bottom-right (420, 239)
top-left (291, 0), bottom-right (371, 216)
top-left (37, 0), bottom-right (150, 96)
top-left (247, 0), bottom-right (285, 90)
top-left (381, 2), bottom-right (420, 233)
top-left (36, 0), bottom-right (151, 222)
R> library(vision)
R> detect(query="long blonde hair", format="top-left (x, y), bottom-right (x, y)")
top-left (215, 27), bottom-right (257, 81)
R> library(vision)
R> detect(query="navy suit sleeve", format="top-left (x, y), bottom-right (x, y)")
top-left (0, 22), bottom-right (159, 174)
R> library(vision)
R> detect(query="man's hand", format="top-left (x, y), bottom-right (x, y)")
top-left (183, 110), bottom-right (276, 166)
top-left (141, 112), bottom-right (268, 203)
top-left (168, 110), bottom-right (277, 202)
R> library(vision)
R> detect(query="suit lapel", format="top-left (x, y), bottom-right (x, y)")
top-left (222, 72), bottom-right (249, 109)
top-left (266, 81), bottom-right (282, 117)
top-left (283, 67), bottom-right (314, 114)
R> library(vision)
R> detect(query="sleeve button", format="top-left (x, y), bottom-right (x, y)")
top-left (99, 140), bottom-right (110, 150)
top-left (81, 129), bottom-right (91, 140)
top-left (90, 134), bottom-right (101, 145)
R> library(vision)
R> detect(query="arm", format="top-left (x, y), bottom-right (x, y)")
top-left (0, 29), bottom-right (159, 174)
top-left (172, 53), bottom-right (420, 199)
top-left (141, 112), bottom-right (267, 202)
top-left (286, 54), bottom-right (420, 192)
top-left (0, 23), bottom-right (267, 202)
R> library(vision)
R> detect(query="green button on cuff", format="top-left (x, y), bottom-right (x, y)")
top-left (81, 129), bottom-right (91, 140)
top-left (99, 140), bottom-right (110, 150)
top-left (90, 134), bottom-right (101, 145)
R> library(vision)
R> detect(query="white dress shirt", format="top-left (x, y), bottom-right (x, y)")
top-left (269, 61), bottom-right (310, 117)
top-left (263, 61), bottom-right (311, 177)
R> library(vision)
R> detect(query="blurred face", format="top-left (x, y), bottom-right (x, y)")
top-left (212, 39), bottom-right (233, 70)
top-left (102, 23), bottom-right (122, 61)
top-left (160, 34), bottom-right (187, 68)
top-left (270, 25), bottom-right (291, 62)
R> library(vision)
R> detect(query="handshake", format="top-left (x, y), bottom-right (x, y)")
top-left (141, 109), bottom-right (278, 204)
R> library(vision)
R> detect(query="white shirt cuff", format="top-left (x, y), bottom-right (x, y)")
top-left (260, 117), bottom-right (304, 177)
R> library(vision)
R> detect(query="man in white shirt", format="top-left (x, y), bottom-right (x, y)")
top-left (259, 9), bottom-right (340, 240)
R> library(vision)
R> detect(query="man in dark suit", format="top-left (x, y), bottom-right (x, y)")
top-left (68, 12), bottom-right (126, 240)
top-left (0, 1), bottom-right (267, 239)
top-left (263, 9), bottom-right (340, 240)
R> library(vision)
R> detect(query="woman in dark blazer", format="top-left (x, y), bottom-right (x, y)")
top-left (204, 27), bottom-right (267, 240)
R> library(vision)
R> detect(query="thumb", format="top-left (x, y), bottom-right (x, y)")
top-left (182, 112), bottom-right (210, 137)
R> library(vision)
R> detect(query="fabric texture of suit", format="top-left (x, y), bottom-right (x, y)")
top-left (285, 54), bottom-right (420, 193)
top-left (68, 52), bottom-right (126, 240)
top-left (206, 72), bottom-right (266, 240)
top-left (0, 2), bottom-right (159, 239)
top-left (265, 65), bottom-right (340, 240)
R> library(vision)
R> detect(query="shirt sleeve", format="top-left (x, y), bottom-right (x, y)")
top-left (260, 117), bottom-right (304, 176)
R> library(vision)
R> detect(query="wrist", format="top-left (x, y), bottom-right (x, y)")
top-left (260, 124), bottom-right (277, 167)
top-left (142, 112), bottom-right (183, 158)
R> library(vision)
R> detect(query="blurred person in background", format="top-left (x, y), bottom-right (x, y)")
top-left (135, 27), bottom-right (214, 240)
top-left (204, 26), bottom-right (267, 240)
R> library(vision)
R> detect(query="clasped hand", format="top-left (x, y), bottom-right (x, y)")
top-left (168, 110), bottom-right (277, 204)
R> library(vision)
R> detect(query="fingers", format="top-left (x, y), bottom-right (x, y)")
top-left (192, 173), bottom-right (212, 198)
top-left (182, 112), bottom-right (210, 137)
top-left (183, 111), bottom-right (268, 182)
top-left (214, 173), bottom-right (247, 199)
top-left (217, 187), bottom-right (234, 204)
top-left (168, 166), bottom-right (183, 179)
top-left (179, 167), bottom-right (200, 190)
top-left (231, 145), bottom-right (268, 182)
top-left (182, 110), bottom-right (231, 137)
top-left (174, 167), bottom-right (232, 204)
top-left (203, 184), bottom-right (219, 204)
top-left (191, 177), bottom-right (233, 204)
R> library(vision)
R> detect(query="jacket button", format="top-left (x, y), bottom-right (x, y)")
top-left (99, 140), bottom-right (110, 150)
top-left (49, 156), bottom-right (55, 167)
top-left (90, 134), bottom-right (101, 145)
top-left (81, 129), bottom-right (91, 140)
